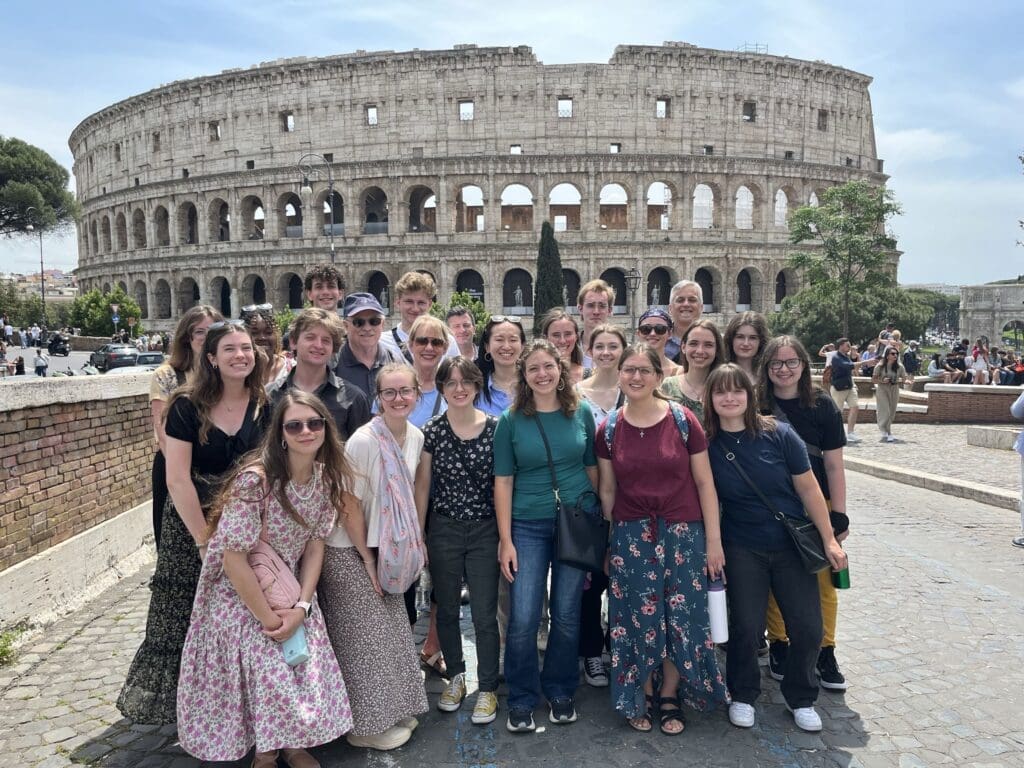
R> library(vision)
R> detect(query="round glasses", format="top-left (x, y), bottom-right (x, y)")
top-left (379, 386), bottom-right (417, 401)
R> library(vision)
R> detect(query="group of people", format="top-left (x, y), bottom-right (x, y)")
top-left (119, 267), bottom-right (851, 766)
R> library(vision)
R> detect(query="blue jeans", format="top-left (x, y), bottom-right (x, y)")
top-left (505, 517), bottom-right (586, 711)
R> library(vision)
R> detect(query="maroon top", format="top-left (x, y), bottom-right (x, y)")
top-left (595, 406), bottom-right (707, 523)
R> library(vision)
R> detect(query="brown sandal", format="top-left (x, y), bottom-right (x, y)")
top-left (419, 649), bottom-right (448, 677)
top-left (628, 694), bottom-right (656, 732)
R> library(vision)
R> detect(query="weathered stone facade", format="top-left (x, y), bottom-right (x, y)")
top-left (69, 42), bottom-right (889, 328)
top-left (959, 283), bottom-right (1024, 346)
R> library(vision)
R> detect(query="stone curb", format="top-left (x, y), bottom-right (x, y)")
top-left (844, 456), bottom-right (1019, 511)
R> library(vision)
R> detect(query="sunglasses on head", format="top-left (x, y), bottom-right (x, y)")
top-left (413, 336), bottom-right (446, 349)
top-left (488, 315), bottom-right (524, 326)
top-left (349, 316), bottom-right (383, 327)
top-left (208, 319), bottom-right (246, 331)
top-left (638, 324), bottom-right (669, 336)
top-left (283, 417), bottom-right (326, 436)
top-left (241, 303), bottom-right (273, 315)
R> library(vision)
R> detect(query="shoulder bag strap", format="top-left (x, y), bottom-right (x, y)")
top-left (714, 441), bottom-right (787, 526)
top-left (430, 389), bottom-right (443, 417)
top-left (533, 415), bottom-right (562, 507)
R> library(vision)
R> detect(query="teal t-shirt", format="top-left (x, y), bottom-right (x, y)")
top-left (493, 402), bottom-right (597, 520)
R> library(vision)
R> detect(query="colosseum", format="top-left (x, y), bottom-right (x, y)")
top-left (69, 42), bottom-right (890, 328)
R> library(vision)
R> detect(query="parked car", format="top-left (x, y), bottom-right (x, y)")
top-left (136, 352), bottom-right (165, 366)
top-left (89, 344), bottom-right (139, 372)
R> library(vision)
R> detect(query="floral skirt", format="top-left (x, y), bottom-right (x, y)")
top-left (608, 517), bottom-right (729, 719)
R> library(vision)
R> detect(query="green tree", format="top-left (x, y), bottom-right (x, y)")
top-left (68, 287), bottom-right (144, 337)
top-left (430, 290), bottom-right (490, 342)
top-left (0, 137), bottom-right (79, 236)
top-left (905, 289), bottom-right (960, 335)
top-left (788, 180), bottom-right (902, 338)
top-left (534, 221), bottom-right (565, 333)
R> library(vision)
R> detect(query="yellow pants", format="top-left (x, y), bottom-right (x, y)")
top-left (766, 568), bottom-right (837, 647)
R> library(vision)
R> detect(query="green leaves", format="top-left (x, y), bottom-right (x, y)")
top-left (68, 287), bottom-right (144, 337)
top-left (534, 221), bottom-right (566, 332)
top-left (430, 291), bottom-right (490, 342)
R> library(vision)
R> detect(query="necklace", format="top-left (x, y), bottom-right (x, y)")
top-left (723, 429), bottom-right (743, 445)
top-left (288, 464), bottom-right (321, 502)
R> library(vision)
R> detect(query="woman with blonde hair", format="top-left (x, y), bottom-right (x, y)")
top-left (538, 308), bottom-right (586, 384)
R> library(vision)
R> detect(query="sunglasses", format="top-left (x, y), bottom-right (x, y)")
top-left (413, 336), bottom-right (446, 349)
top-left (283, 417), bottom-right (326, 436)
top-left (208, 319), bottom-right (246, 331)
top-left (488, 315), bottom-right (524, 326)
top-left (349, 316), bottom-right (383, 328)
top-left (241, 303), bottom-right (273, 315)
top-left (638, 324), bottom-right (669, 336)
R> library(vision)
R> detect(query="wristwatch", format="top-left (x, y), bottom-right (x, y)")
top-left (294, 600), bottom-right (312, 619)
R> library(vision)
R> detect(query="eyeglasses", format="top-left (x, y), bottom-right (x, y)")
top-left (349, 316), bottom-right (383, 328)
top-left (488, 315), bottom-right (524, 326)
top-left (768, 359), bottom-right (802, 371)
top-left (637, 324), bottom-right (669, 336)
top-left (207, 319), bottom-right (246, 331)
top-left (582, 302), bottom-right (609, 311)
top-left (283, 417), bottom-right (326, 436)
top-left (241, 303), bottom-right (273, 315)
top-left (413, 337), bottom-right (446, 349)
top-left (621, 366), bottom-right (656, 378)
top-left (442, 379), bottom-right (476, 391)
top-left (379, 386), bottom-right (417, 401)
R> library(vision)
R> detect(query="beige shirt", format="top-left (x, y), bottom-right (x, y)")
top-left (325, 421), bottom-right (424, 548)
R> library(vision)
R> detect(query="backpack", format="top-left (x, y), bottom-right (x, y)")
top-left (604, 401), bottom-right (690, 453)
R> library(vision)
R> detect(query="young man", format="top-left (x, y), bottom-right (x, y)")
top-left (576, 279), bottom-right (615, 367)
top-left (446, 307), bottom-right (477, 360)
top-left (267, 308), bottom-right (370, 440)
top-left (304, 262), bottom-right (347, 313)
top-left (334, 292), bottom-right (404, 396)
top-left (827, 337), bottom-right (861, 443)
top-left (664, 280), bottom-right (704, 362)
top-left (379, 271), bottom-right (459, 361)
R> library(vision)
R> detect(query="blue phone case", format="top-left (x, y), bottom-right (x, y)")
top-left (282, 624), bottom-right (309, 667)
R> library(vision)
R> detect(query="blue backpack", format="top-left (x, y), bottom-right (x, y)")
top-left (603, 401), bottom-right (690, 452)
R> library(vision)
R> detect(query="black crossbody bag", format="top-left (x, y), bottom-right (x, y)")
top-left (534, 415), bottom-right (607, 572)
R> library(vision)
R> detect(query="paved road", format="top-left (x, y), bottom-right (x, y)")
top-left (1, 348), bottom-right (160, 381)
top-left (1, 471), bottom-right (1023, 767)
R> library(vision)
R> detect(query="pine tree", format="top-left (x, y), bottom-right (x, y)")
top-left (534, 221), bottom-right (565, 335)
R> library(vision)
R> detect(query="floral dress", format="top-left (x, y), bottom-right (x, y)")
top-left (176, 468), bottom-right (352, 761)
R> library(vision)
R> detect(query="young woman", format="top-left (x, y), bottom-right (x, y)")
top-left (724, 311), bottom-right (769, 382)
top-left (177, 391), bottom-right (353, 767)
top-left (660, 319), bottom-right (726, 421)
top-left (704, 364), bottom-right (847, 733)
top-left (118, 320), bottom-right (268, 724)
top-left (150, 306), bottom-right (222, 547)
top-left (494, 340), bottom-right (598, 733)
top-left (476, 316), bottom-right (526, 416)
top-left (635, 309), bottom-right (681, 378)
top-left (928, 353), bottom-right (962, 384)
top-left (597, 344), bottom-right (728, 734)
top-left (407, 314), bottom-right (450, 428)
top-left (538, 308), bottom-right (586, 384)
top-left (318, 363), bottom-right (428, 751)
top-left (573, 323), bottom-right (626, 688)
top-left (414, 357), bottom-right (501, 725)
top-left (244, 306), bottom-right (293, 385)
top-left (759, 336), bottom-right (851, 692)
top-left (872, 346), bottom-right (908, 442)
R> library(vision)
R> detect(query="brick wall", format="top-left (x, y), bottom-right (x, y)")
top-left (923, 384), bottom-right (1023, 424)
top-left (0, 375), bottom-right (152, 572)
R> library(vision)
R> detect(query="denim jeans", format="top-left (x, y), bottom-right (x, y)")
top-left (505, 517), bottom-right (586, 711)
top-left (427, 513), bottom-right (501, 691)
top-left (724, 542), bottom-right (822, 709)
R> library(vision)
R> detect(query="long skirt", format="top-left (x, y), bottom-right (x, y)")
top-left (608, 517), bottom-right (729, 718)
top-left (117, 499), bottom-right (201, 724)
top-left (318, 546), bottom-right (427, 736)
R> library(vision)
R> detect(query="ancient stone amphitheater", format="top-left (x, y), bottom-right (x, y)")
top-left (69, 42), bottom-right (888, 328)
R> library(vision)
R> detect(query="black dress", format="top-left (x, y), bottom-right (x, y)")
top-left (117, 397), bottom-right (266, 724)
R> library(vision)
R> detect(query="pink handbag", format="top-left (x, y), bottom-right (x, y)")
top-left (247, 512), bottom-right (301, 611)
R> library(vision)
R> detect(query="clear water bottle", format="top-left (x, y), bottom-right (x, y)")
top-left (708, 574), bottom-right (729, 644)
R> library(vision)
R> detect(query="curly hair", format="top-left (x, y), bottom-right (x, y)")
top-left (303, 262), bottom-right (346, 293)
top-left (511, 339), bottom-right (578, 417)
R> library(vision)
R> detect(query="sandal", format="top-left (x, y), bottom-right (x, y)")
top-left (658, 696), bottom-right (685, 735)
top-left (628, 693), bottom-right (656, 733)
top-left (419, 649), bottom-right (448, 677)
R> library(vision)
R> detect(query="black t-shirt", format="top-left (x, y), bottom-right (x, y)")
top-left (422, 414), bottom-right (497, 522)
top-left (767, 390), bottom-right (845, 500)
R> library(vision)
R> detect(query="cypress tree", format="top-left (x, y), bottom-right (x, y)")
top-left (534, 221), bottom-right (565, 335)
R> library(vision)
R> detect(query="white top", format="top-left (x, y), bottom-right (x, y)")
top-left (380, 324), bottom-right (460, 360)
top-left (325, 421), bottom-right (424, 548)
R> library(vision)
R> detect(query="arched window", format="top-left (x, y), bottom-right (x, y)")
top-left (598, 183), bottom-right (628, 230)
top-left (208, 199), bottom-right (230, 242)
top-left (599, 268), bottom-right (627, 314)
top-left (774, 189), bottom-right (789, 227)
top-left (132, 209), bottom-right (147, 248)
top-left (736, 269), bottom-right (753, 310)
top-left (242, 273), bottom-right (266, 305)
top-left (115, 213), bottom-right (127, 251)
top-left (500, 184), bottom-right (533, 231)
top-left (177, 202), bottom-right (198, 245)
top-left (562, 269), bottom-right (581, 310)
top-left (647, 267), bottom-right (672, 307)
top-left (646, 182), bottom-right (673, 231)
top-left (502, 268), bottom-right (533, 313)
top-left (455, 269), bottom-right (485, 303)
top-left (735, 186), bottom-right (754, 230)
top-left (367, 271), bottom-right (391, 310)
top-left (407, 186), bottom-right (436, 232)
top-left (548, 183), bottom-right (582, 232)
top-left (133, 280), bottom-right (149, 319)
top-left (692, 184), bottom-right (714, 229)
top-left (154, 279), bottom-right (172, 319)
top-left (279, 194), bottom-right (303, 238)
top-left (177, 277), bottom-right (200, 315)
top-left (210, 276), bottom-right (231, 317)
top-left (101, 216), bottom-right (112, 252)
top-left (695, 268), bottom-right (715, 311)
top-left (240, 196), bottom-right (265, 240)
top-left (321, 191), bottom-right (344, 236)
top-left (154, 206), bottom-right (170, 246)
top-left (362, 187), bottom-right (389, 234)
top-left (455, 185), bottom-right (484, 232)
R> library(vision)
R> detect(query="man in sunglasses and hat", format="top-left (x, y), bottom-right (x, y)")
top-left (334, 292), bottom-right (404, 397)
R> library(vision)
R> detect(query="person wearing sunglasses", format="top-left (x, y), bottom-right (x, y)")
top-left (318, 362), bottom-right (428, 751)
top-left (476, 316), bottom-right (526, 416)
top-left (119, 320), bottom-right (269, 725)
top-left (268, 308), bottom-right (370, 441)
top-left (380, 271), bottom-right (460, 362)
top-left (724, 311), bottom-right (770, 383)
top-left (176, 391), bottom-right (353, 767)
top-left (872, 345), bottom-right (910, 443)
top-left (335, 292), bottom-right (404, 398)
top-left (635, 308), bottom-right (680, 378)
top-left (407, 315), bottom-right (451, 428)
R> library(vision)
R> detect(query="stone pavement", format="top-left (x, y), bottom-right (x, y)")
top-left (2, 472), bottom-right (1024, 767)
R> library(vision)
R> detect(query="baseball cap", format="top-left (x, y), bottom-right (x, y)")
top-left (342, 292), bottom-right (386, 318)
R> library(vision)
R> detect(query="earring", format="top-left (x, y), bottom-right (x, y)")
top-left (213, 364), bottom-right (219, 370)
top-left (484, 352), bottom-right (493, 362)
top-left (557, 380), bottom-right (566, 391)
top-left (281, 439), bottom-right (288, 451)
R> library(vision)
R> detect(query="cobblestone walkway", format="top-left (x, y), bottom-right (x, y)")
top-left (2, 472), bottom-right (1023, 767)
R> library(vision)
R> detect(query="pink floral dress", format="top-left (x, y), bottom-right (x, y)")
top-left (176, 468), bottom-right (352, 761)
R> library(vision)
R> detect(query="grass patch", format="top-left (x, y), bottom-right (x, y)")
top-left (0, 624), bottom-right (27, 667)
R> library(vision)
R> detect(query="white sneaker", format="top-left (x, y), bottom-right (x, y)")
top-left (728, 702), bottom-right (756, 728)
top-left (346, 725), bottom-right (412, 750)
top-left (846, 432), bottom-right (861, 444)
top-left (885, 434), bottom-right (897, 443)
top-left (787, 704), bottom-right (822, 732)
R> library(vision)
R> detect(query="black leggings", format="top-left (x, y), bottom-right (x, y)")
top-left (151, 451), bottom-right (167, 549)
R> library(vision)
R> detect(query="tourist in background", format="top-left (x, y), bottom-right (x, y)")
top-left (724, 311), bottom-right (770, 382)
top-left (476, 316), bottom-right (525, 416)
top-left (660, 319), bottom-right (726, 421)
top-left (827, 338), bottom-right (862, 444)
top-left (872, 346), bottom-right (909, 443)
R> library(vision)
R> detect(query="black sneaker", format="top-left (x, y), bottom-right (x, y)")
top-left (506, 708), bottom-right (536, 733)
top-left (583, 656), bottom-right (609, 687)
top-left (817, 646), bottom-right (848, 691)
top-left (757, 634), bottom-right (769, 657)
top-left (768, 641), bottom-right (788, 682)
top-left (548, 697), bottom-right (578, 724)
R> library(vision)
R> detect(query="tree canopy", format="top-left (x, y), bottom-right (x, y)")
top-left (534, 221), bottom-right (566, 332)
top-left (68, 287), bottom-right (144, 337)
top-left (0, 136), bottom-right (79, 236)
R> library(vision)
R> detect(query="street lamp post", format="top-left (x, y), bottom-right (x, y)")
top-left (624, 267), bottom-right (642, 341)
top-left (24, 207), bottom-right (46, 323)
top-left (296, 153), bottom-right (336, 263)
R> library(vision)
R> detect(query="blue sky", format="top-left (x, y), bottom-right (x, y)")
top-left (2, 0), bottom-right (1021, 285)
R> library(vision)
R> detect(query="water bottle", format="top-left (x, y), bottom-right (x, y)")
top-left (831, 566), bottom-right (851, 589)
top-left (708, 574), bottom-right (729, 644)
top-left (282, 624), bottom-right (310, 667)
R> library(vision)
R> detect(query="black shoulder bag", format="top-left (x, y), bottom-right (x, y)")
top-left (534, 414), bottom-right (608, 572)
top-left (716, 441), bottom-right (830, 573)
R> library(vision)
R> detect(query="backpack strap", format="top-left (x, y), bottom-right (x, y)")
top-left (392, 328), bottom-right (414, 364)
top-left (603, 407), bottom-right (621, 453)
top-left (667, 402), bottom-right (690, 445)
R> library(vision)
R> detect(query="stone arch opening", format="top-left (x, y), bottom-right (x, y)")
top-left (735, 186), bottom-right (755, 230)
top-left (646, 182), bottom-right (674, 231)
top-left (598, 183), bottom-right (628, 230)
top-left (455, 184), bottom-right (484, 232)
top-left (362, 187), bottom-right (389, 234)
top-left (1003, 320), bottom-right (1024, 351)
top-left (133, 280), bottom-right (149, 319)
top-left (503, 268), bottom-right (533, 313)
top-left (599, 268), bottom-right (628, 314)
top-left (500, 184), bottom-right (533, 231)
top-left (153, 206), bottom-right (170, 246)
top-left (90, 219), bottom-right (99, 254)
top-left (132, 209), bottom-right (147, 248)
top-left (647, 267), bottom-right (673, 308)
top-left (367, 271), bottom-right (391, 311)
top-left (117, 280), bottom-right (127, 294)
top-left (549, 183), bottom-right (582, 232)
top-left (736, 267), bottom-right (764, 311)
top-left (242, 273), bottom-right (267, 305)
top-left (455, 269), bottom-right (485, 303)
top-left (774, 187), bottom-right (793, 228)
top-left (775, 268), bottom-right (797, 310)
top-left (177, 202), bottom-right (198, 245)
top-left (695, 267), bottom-right (717, 312)
top-left (562, 269), bottom-right (581, 310)
top-left (208, 199), bottom-right (230, 242)
top-left (209, 276), bottom-right (231, 317)
top-left (278, 193), bottom-right (303, 238)
top-left (692, 184), bottom-right (716, 229)
top-left (277, 272), bottom-right (304, 309)
top-left (407, 185), bottom-right (436, 232)
top-left (101, 215), bottom-right (112, 252)
top-left (177, 277), bottom-right (200, 315)
top-left (154, 279), bottom-right (171, 319)
top-left (102, 282), bottom-right (111, 294)
top-left (240, 196), bottom-right (265, 240)
top-left (319, 190), bottom-right (344, 236)
top-left (115, 212), bottom-right (127, 251)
